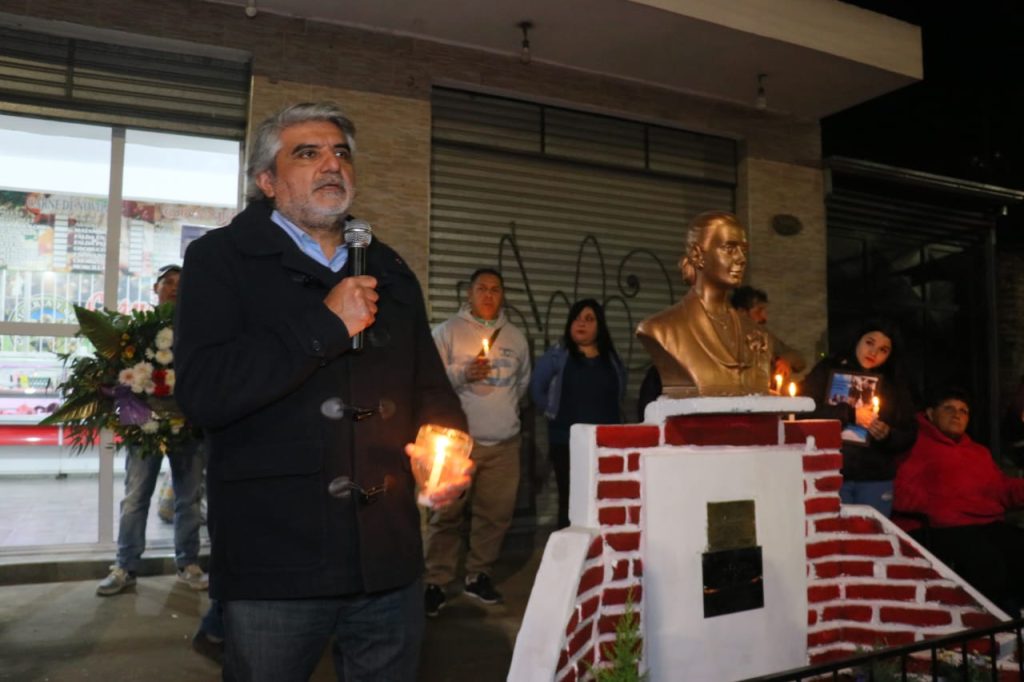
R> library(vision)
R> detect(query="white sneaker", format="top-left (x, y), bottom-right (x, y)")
top-left (96, 565), bottom-right (136, 596)
top-left (177, 564), bottom-right (209, 591)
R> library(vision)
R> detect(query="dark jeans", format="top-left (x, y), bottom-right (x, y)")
top-left (922, 522), bottom-right (1024, 615)
top-left (223, 579), bottom-right (424, 682)
top-left (549, 442), bottom-right (570, 529)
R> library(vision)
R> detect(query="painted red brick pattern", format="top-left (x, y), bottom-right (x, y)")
top-left (598, 506), bottom-right (627, 526)
top-left (814, 475), bottom-right (844, 492)
top-left (785, 420), bottom-right (843, 449)
top-left (598, 455), bottom-right (624, 474)
top-left (886, 565), bottom-right (941, 581)
top-left (803, 453), bottom-right (844, 472)
top-left (605, 532), bottom-right (640, 552)
top-left (814, 560), bottom-right (876, 579)
top-left (925, 586), bottom-right (975, 606)
top-left (879, 607), bottom-right (953, 627)
top-left (807, 540), bottom-right (842, 559)
top-left (664, 413), bottom-right (780, 446)
top-left (808, 584), bottom-right (841, 603)
top-left (961, 611), bottom-right (1000, 629)
top-left (821, 605), bottom-right (873, 622)
top-left (632, 559), bottom-right (643, 577)
top-left (603, 585), bottom-right (642, 606)
top-left (597, 480), bottom-right (640, 500)
top-left (580, 596), bottom-right (599, 621)
top-left (595, 425), bottom-right (659, 448)
top-left (577, 565), bottom-right (604, 596)
top-left (843, 539), bottom-right (895, 557)
top-left (845, 584), bottom-right (917, 601)
top-left (841, 627), bottom-right (915, 647)
top-left (587, 536), bottom-right (604, 560)
top-left (807, 628), bottom-right (842, 646)
top-left (805, 496), bottom-right (842, 515)
top-left (627, 452), bottom-right (640, 471)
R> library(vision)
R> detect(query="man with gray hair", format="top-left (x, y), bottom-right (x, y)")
top-left (174, 102), bottom-right (467, 681)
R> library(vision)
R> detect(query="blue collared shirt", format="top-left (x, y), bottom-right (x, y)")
top-left (271, 210), bottom-right (348, 272)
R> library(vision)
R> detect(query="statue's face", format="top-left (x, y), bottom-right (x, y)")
top-left (698, 221), bottom-right (748, 289)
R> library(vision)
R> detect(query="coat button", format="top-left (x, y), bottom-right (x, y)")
top-left (312, 339), bottom-right (322, 352)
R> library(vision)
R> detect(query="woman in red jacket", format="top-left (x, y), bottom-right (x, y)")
top-left (893, 386), bottom-right (1024, 614)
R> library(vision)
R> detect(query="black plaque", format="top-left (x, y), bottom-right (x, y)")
top-left (702, 546), bottom-right (764, 618)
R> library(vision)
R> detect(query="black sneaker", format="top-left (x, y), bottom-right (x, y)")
top-left (191, 630), bottom-right (224, 666)
top-left (424, 583), bottom-right (446, 617)
top-left (464, 573), bottom-right (502, 604)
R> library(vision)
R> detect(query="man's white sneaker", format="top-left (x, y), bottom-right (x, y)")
top-left (96, 565), bottom-right (136, 596)
top-left (177, 564), bottom-right (209, 591)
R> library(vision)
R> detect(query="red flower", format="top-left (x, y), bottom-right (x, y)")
top-left (152, 384), bottom-right (171, 397)
top-left (152, 369), bottom-right (167, 385)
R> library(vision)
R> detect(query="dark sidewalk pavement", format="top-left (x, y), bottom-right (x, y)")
top-left (0, 527), bottom-right (552, 682)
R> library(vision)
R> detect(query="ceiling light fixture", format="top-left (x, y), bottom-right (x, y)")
top-left (245, 0), bottom-right (258, 18)
top-left (755, 73), bottom-right (767, 111)
top-left (517, 21), bottom-right (533, 65)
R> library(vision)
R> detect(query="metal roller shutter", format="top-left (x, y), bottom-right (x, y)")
top-left (429, 88), bottom-right (737, 400)
top-left (0, 23), bottom-right (250, 139)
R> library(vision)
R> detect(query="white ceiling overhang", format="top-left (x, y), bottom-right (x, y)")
top-left (204, 0), bottom-right (922, 119)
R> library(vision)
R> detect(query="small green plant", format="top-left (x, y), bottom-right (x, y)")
top-left (588, 589), bottom-right (648, 682)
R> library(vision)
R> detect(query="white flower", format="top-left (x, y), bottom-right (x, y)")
top-left (155, 349), bottom-right (173, 366)
top-left (129, 362), bottom-right (154, 394)
top-left (164, 370), bottom-right (175, 389)
top-left (145, 348), bottom-right (155, 360)
top-left (118, 368), bottom-right (136, 386)
top-left (141, 420), bottom-right (160, 434)
top-left (143, 380), bottom-right (157, 395)
top-left (155, 327), bottom-right (173, 351)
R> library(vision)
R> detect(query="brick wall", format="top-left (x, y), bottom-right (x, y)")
top-left (5, 0), bottom-right (827, 345)
top-left (555, 426), bottom-right (651, 682)
top-left (793, 420), bottom-right (1007, 665)
top-left (515, 408), bottom-right (1014, 681)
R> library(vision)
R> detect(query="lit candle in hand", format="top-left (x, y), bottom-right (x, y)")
top-left (872, 396), bottom-right (880, 415)
top-left (427, 434), bottom-right (450, 493)
top-left (774, 373), bottom-right (783, 394)
top-left (481, 338), bottom-right (490, 357)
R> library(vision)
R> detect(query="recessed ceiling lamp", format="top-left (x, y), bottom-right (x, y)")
top-left (245, 0), bottom-right (258, 18)
top-left (517, 21), bottom-right (533, 65)
top-left (755, 73), bottom-right (767, 110)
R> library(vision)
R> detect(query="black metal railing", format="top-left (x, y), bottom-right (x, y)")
top-left (739, 617), bottom-right (1024, 682)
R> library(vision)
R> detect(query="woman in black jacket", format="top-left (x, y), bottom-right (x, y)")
top-left (800, 319), bottom-right (917, 516)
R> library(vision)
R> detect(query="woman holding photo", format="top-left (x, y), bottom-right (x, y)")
top-left (799, 320), bottom-right (917, 516)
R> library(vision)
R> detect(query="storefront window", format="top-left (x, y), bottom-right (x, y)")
top-left (0, 114), bottom-right (241, 550)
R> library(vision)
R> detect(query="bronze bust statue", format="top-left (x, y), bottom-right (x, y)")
top-left (636, 211), bottom-right (772, 397)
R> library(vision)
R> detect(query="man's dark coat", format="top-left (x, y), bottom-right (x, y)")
top-left (174, 201), bottom-right (466, 600)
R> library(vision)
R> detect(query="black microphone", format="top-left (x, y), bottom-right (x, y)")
top-left (343, 218), bottom-right (373, 351)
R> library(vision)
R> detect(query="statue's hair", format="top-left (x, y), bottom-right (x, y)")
top-left (680, 211), bottom-right (743, 286)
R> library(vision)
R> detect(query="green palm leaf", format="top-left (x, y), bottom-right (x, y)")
top-left (73, 306), bottom-right (122, 359)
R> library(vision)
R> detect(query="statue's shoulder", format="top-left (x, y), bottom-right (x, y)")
top-left (637, 296), bottom-right (693, 338)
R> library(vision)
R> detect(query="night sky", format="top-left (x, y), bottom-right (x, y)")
top-left (826, 1), bottom-right (1024, 228)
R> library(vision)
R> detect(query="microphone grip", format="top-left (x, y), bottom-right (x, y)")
top-left (351, 245), bottom-right (367, 351)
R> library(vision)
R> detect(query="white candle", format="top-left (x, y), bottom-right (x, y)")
top-left (872, 396), bottom-right (880, 415)
top-left (788, 382), bottom-right (797, 421)
top-left (774, 373), bottom-right (783, 394)
top-left (427, 434), bottom-right (449, 492)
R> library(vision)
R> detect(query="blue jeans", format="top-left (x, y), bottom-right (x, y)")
top-left (223, 579), bottom-right (424, 682)
top-left (200, 598), bottom-right (224, 641)
top-left (839, 479), bottom-right (893, 517)
top-left (115, 441), bottom-right (204, 572)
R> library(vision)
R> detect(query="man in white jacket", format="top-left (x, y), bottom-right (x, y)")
top-left (423, 268), bottom-right (531, 616)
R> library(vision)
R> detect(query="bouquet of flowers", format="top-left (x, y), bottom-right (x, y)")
top-left (40, 303), bottom-right (195, 457)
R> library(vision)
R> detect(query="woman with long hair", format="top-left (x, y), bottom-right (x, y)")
top-left (531, 299), bottom-right (626, 528)
top-left (799, 319), bottom-right (917, 516)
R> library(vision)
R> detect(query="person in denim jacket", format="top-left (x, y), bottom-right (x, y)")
top-left (531, 299), bottom-right (626, 528)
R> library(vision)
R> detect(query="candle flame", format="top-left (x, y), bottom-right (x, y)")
top-left (788, 382), bottom-right (797, 398)
top-left (427, 434), bottom-right (449, 492)
top-left (774, 374), bottom-right (783, 392)
top-left (482, 338), bottom-right (490, 356)
top-left (872, 396), bottom-right (880, 414)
